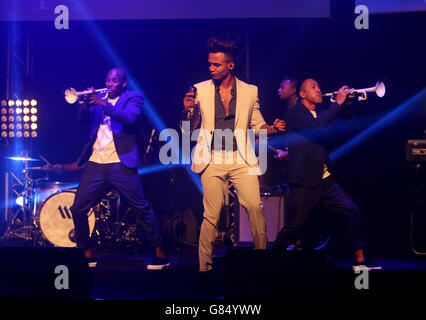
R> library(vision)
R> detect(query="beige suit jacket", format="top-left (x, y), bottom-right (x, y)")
top-left (188, 78), bottom-right (267, 173)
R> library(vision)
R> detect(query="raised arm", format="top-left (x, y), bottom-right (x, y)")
top-left (180, 88), bottom-right (201, 133)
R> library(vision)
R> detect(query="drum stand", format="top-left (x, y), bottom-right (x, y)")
top-left (1, 163), bottom-right (42, 246)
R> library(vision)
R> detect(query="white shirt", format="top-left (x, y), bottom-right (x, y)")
top-left (89, 96), bottom-right (121, 164)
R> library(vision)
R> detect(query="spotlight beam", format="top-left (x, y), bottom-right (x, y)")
top-left (266, 89), bottom-right (426, 165)
top-left (331, 89), bottom-right (426, 162)
top-left (73, 1), bottom-right (166, 130)
top-left (138, 164), bottom-right (183, 175)
top-left (267, 112), bottom-right (381, 149)
top-left (73, 1), bottom-right (203, 193)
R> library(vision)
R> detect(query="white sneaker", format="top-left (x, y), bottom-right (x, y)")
top-left (147, 257), bottom-right (170, 270)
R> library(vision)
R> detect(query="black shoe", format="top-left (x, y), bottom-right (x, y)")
top-left (147, 257), bottom-right (170, 270)
top-left (286, 243), bottom-right (303, 251)
top-left (87, 258), bottom-right (97, 268)
top-left (198, 269), bottom-right (215, 284)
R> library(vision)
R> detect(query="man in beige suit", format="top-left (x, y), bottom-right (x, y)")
top-left (182, 38), bottom-right (285, 273)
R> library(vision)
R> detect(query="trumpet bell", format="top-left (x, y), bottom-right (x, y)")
top-left (65, 88), bottom-right (78, 104)
top-left (375, 81), bottom-right (386, 98)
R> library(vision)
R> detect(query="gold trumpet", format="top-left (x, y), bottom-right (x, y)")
top-left (65, 87), bottom-right (108, 104)
top-left (323, 81), bottom-right (386, 102)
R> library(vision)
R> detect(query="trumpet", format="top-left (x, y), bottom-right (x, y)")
top-left (65, 87), bottom-right (108, 104)
top-left (323, 81), bottom-right (386, 102)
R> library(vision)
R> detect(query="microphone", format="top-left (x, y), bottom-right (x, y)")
top-left (146, 129), bottom-right (156, 154)
top-left (186, 86), bottom-right (197, 118)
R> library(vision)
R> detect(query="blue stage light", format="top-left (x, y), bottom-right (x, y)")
top-left (331, 89), bottom-right (426, 162)
top-left (16, 196), bottom-right (24, 207)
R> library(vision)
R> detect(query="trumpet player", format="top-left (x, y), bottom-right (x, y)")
top-left (273, 78), bottom-right (377, 269)
top-left (69, 67), bottom-right (169, 270)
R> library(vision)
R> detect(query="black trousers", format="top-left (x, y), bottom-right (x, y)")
top-left (273, 176), bottom-right (366, 251)
top-left (70, 161), bottom-right (162, 251)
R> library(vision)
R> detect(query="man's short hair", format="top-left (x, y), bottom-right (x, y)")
top-left (298, 78), bottom-right (315, 97)
top-left (108, 67), bottom-right (127, 82)
top-left (281, 76), bottom-right (299, 90)
top-left (298, 76), bottom-right (320, 97)
top-left (207, 37), bottom-right (238, 62)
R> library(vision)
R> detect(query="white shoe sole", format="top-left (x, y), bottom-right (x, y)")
top-left (353, 265), bottom-right (382, 271)
top-left (147, 263), bottom-right (170, 270)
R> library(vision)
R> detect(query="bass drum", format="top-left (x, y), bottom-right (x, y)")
top-left (33, 180), bottom-right (79, 217)
top-left (38, 190), bottom-right (95, 247)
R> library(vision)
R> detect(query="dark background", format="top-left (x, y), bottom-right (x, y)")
top-left (0, 3), bottom-right (425, 256)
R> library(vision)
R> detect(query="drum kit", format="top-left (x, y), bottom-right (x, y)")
top-left (1, 155), bottom-right (142, 251)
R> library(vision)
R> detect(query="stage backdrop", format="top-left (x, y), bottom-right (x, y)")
top-left (0, 3), bottom-right (425, 254)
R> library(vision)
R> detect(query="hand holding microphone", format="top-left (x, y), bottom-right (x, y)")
top-left (183, 86), bottom-right (197, 117)
top-left (146, 129), bottom-right (156, 154)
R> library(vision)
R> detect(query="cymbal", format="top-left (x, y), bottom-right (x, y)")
top-left (25, 165), bottom-right (80, 173)
top-left (6, 156), bottom-right (40, 162)
top-left (26, 166), bottom-right (64, 171)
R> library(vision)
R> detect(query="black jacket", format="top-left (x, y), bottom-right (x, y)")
top-left (285, 101), bottom-right (341, 187)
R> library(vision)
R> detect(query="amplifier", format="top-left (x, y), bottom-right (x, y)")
top-left (237, 194), bottom-right (285, 244)
top-left (407, 140), bottom-right (426, 162)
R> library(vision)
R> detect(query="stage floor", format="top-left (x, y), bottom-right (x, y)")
top-left (1, 239), bottom-right (426, 301)
top-left (87, 244), bottom-right (426, 301)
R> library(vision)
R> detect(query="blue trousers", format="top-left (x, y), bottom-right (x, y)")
top-left (70, 161), bottom-right (162, 251)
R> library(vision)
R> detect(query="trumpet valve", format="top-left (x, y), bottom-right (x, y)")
top-left (357, 90), bottom-right (368, 101)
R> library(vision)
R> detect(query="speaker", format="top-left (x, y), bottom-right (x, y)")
top-left (410, 199), bottom-right (426, 255)
top-left (225, 249), bottom-right (426, 300)
top-left (0, 246), bottom-right (91, 299)
top-left (237, 195), bottom-right (285, 244)
top-left (225, 249), bottom-right (326, 299)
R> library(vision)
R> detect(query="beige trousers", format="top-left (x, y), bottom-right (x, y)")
top-left (198, 151), bottom-right (267, 271)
